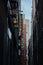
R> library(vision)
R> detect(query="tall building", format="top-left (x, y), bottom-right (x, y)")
top-left (23, 22), bottom-right (26, 65)
top-left (25, 19), bottom-right (29, 47)
top-left (32, 0), bottom-right (43, 65)
top-left (25, 19), bottom-right (29, 65)
top-left (32, 0), bottom-right (38, 65)
top-left (18, 13), bottom-right (24, 65)
top-left (0, 0), bottom-right (21, 65)
top-left (23, 14), bottom-right (26, 65)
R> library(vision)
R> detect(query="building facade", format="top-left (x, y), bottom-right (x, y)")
top-left (23, 23), bottom-right (26, 65)
top-left (32, 0), bottom-right (43, 65)
top-left (0, 0), bottom-right (21, 65)
top-left (25, 19), bottom-right (29, 65)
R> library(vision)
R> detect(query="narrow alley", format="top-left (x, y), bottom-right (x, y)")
top-left (0, 0), bottom-right (43, 65)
